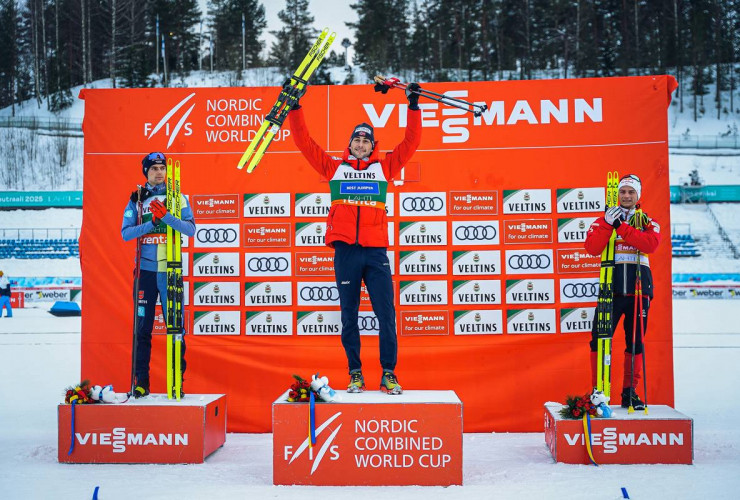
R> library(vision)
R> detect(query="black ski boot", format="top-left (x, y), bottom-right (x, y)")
top-left (620, 388), bottom-right (645, 410)
top-left (133, 384), bottom-right (150, 399)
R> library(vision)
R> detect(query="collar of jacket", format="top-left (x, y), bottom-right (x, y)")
top-left (342, 141), bottom-right (382, 165)
top-left (146, 182), bottom-right (166, 195)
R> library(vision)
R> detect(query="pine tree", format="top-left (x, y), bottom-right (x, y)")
top-left (0, 0), bottom-right (20, 111)
top-left (349, 0), bottom-right (410, 81)
top-left (207, 0), bottom-right (266, 71)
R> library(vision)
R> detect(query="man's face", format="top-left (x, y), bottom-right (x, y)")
top-left (350, 137), bottom-right (373, 159)
top-left (619, 186), bottom-right (638, 209)
top-left (147, 164), bottom-right (166, 186)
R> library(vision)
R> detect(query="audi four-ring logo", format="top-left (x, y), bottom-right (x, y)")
top-left (402, 196), bottom-right (444, 212)
top-left (562, 283), bottom-right (598, 298)
top-left (197, 228), bottom-right (238, 243)
top-left (455, 225), bottom-right (497, 241)
top-left (247, 257), bottom-right (289, 272)
top-left (508, 254), bottom-right (551, 269)
top-left (359, 316), bottom-right (379, 331)
top-left (300, 286), bottom-right (340, 301)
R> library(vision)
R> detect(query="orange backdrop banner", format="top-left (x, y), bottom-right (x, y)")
top-left (79, 75), bottom-right (677, 432)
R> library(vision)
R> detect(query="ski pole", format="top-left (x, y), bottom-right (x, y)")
top-left (129, 186), bottom-right (144, 396)
top-left (374, 75), bottom-right (488, 117)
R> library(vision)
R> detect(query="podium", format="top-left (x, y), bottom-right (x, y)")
top-left (544, 403), bottom-right (693, 464)
top-left (273, 390), bottom-right (463, 486)
top-left (58, 394), bottom-right (226, 464)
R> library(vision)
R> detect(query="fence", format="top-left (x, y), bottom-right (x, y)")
top-left (669, 134), bottom-right (740, 149)
top-left (0, 116), bottom-right (82, 131)
top-left (0, 227), bottom-right (81, 240)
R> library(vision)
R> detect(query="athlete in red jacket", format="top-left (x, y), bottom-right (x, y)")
top-left (288, 83), bottom-right (422, 395)
top-left (584, 174), bottom-right (661, 410)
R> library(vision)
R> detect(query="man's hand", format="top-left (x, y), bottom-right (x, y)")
top-left (149, 199), bottom-right (168, 224)
top-left (604, 206), bottom-right (623, 229)
top-left (405, 82), bottom-right (421, 110)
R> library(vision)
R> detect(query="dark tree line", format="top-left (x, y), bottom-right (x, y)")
top-left (1, 0), bottom-right (738, 119)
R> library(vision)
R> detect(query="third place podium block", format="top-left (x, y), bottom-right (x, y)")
top-left (272, 390), bottom-right (463, 486)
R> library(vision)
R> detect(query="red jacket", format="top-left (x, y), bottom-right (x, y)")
top-left (584, 212), bottom-right (661, 296)
top-left (289, 107), bottom-right (422, 247)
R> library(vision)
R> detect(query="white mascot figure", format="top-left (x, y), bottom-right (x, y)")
top-left (590, 390), bottom-right (613, 418)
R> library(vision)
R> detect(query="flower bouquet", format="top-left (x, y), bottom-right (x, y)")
top-left (287, 375), bottom-right (312, 402)
top-left (559, 393), bottom-right (599, 419)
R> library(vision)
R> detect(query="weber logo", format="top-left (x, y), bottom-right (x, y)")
top-left (399, 250), bottom-right (447, 275)
top-left (502, 189), bottom-right (551, 214)
top-left (557, 217), bottom-right (597, 243)
top-left (453, 310), bottom-right (503, 335)
top-left (452, 250), bottom-right (500, 275)
top-left (244, 281), bottom-right (292, 306)
top-left (398, 221), bottom-right (447, 246)
top-left (507, 309), bottom-right (556, 334)
top-left (243, 193), bottom-right (291, 218)
top-left (506, 279), bottom-right (555, 304)
top-left (399, 280), bottom-right (448, 305)
top-left (193, 311), bottom-right (240, 335)
top-left (192, 252), bottom-right (239, 277)
top-left (295, 193), bottom-right (331, 217)
top-left (297, 311), bottom-right (341, 335)
top-left (245, 311), bottom-right (292, 336)
top-left (556, 188), bottom-right (604, 213)
top-left (452, 280), bottom-right (501, 305)
top-left (193, 281), bottom-right (240, 306)
top-left (560, 307), bottom-right (594, 332)
top-left (295, 222), bottom-right (326, 247)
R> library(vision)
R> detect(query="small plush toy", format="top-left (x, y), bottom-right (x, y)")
top-left (90, 384), bottom-right (126, 404)
top-left (310, 374), bottom-right (341, 403)
top-left (590, 390), bottom-right (613, 418)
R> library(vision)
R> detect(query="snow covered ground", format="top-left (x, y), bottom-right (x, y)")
top-left (0, 302), bottom-right (738, 499)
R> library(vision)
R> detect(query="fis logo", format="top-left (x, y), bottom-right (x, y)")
top-left (283, 412), bottom-right (342, 474)
top-left (144, 93), bottom-right (196, 148)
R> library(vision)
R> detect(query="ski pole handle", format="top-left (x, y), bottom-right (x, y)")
top-left (373, 75), bottom-right (487, 116)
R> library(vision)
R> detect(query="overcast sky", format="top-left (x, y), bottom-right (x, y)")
top-left (198, 0), bottom-right (359, 62)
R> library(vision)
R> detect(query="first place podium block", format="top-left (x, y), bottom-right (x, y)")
top-left (273, 390), bottom-right (463, 486)
top-left (544, 402), bottom-right (693, 464)
top-left (58, 394), bottom-right (226, 464)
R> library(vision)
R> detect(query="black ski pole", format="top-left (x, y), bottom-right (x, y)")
top-left (129, 186), bottom-right (144, 396)
top-left (374, 76), bottom-right (488, 117)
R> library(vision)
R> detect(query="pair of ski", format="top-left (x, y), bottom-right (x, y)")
top-left (594, 171), bottom-right (648, 414)
top-left (237, 28), bottom-right (336, 173)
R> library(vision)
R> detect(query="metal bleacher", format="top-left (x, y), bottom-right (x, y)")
top-left (671, 222), bottom-right (701, 257)
top-left (0, 228), bottom-right (80, 259)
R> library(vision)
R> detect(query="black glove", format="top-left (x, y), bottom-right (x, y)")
top-left (283, 79), bottom-right (303, 110)
top-left (374, 82), bottom-right (391, 94)
top-left (406, 82), bottom-right (421, 110)
top-left (130, 187), bottom-right (152, 204)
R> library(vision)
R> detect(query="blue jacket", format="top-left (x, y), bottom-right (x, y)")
top-left (121, 182), bottom-right (195, 272)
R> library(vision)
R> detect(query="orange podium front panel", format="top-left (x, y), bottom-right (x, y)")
top-left (543, 403), bottom-right (693, 464)
top-left (273, 390), bottom-right (463, 486)
top-left (58, 394), bottom-right (226, 464)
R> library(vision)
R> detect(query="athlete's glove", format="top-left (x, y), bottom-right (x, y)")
top-left (374, 77), bottom-right (399, 94)
top-left (405, 82), bottom-right (421, 110)
top-left (604, 206), bottom-right (623, 229)
top-left (130, 187), bottom-right (152, 204)
top-left (149, 198), bottom-right (168, 225)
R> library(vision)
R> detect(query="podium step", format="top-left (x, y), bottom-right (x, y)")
top-left (273, 390), bottom-right (463, 485)
top-left (58, 394), bottom-right (226, 464)
top-left (544, 403), bottom-right (693, 464)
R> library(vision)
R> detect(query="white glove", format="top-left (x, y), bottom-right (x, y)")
top-left (604, 206), bottom-right (623, 227)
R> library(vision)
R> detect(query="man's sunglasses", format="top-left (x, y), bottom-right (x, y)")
top-left (147, 152), bottom-right (165, 161)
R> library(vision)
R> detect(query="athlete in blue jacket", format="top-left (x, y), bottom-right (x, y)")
top-left (121, 152), bottom-right (195, 398)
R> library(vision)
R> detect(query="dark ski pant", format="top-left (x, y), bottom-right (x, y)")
top-left (333, 242), bottom-right (397, 373)
top-left (590, 294), bottom-right (650, 355)
top-left (135, 269), bottom-right (186, 388)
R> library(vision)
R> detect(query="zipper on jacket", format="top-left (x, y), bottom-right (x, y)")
top-left (354, 158), bottom-right (361, 245)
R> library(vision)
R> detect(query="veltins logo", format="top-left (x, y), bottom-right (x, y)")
top-left (245, 311), bottom-right (292, 335)
top-left (557, 217), bottom-right (598, 243)
top-left (399, 280), bottom-right (448, 305)
top-left (244, 281), bottom-right (292, 307)
top-left (452, 280), bottom-right (501, 304)
top-left (192, 252), bottom-right (239, 277)
top-left (502, 189), bottom-right (552, 214)
top-left (297, 310), bottom-right (341, 335)
top-left (295, 193), bottom-right (331, 217)
top-left (144, 93), bottom-right (195, 148)
top-left (398, 221), bottom-right (447, 246)
top-left (453, 310), bottom-right (503, 335)
top-left (399, 250), bottom-right (447, 275)
top-left (556, 187), bottom-right (605, 213)
top-left (243, 193), bottom-right (291, 218)
top-left (506, 308), bottom-right (557, 334)
top-left (193, 281), bottom-right (240, 306)
top-left (284, 411), bottom-right (343, 474)
top-left (193, 311), bottom-right (240, 335)
top-left (451, 250), bottom-right (500, 275)
top-left (560, 307), bottom-right (594, 332)
top-left (505, 279), bottom-right (555, 304)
